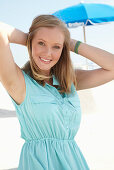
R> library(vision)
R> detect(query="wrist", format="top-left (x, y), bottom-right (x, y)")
top-left (70, 39), bottom-right (77, 52)
top-left (74, 41), bottom-right (82, 54)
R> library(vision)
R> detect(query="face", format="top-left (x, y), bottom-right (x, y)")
top-left (31, 27), bottom-right (64, 76)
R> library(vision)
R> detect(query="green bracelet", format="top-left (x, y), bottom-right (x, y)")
top-left (74, 41), bottom-right (82, 54)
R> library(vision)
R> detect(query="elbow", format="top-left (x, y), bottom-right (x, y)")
top-left (0, 31), bottom-right (5, 38)
top-left (0, 24), bottom-right (5, 36)
top-left (0, 31), bottom-right (8, 43)
top-left (113, 71), bottom-right (114, 80)
top-left (0, 30), bottom-right (3, 37)
top-left (111, 70), bottom-right (114, 80)
top-left (0, 24), bottom-right (8, 40)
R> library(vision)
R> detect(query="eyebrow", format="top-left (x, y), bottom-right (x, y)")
top-left (37, 38), bottom-right (63, 46)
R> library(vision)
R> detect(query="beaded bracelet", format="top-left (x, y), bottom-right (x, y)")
top-left (74, 41), bottom-right (82, 54)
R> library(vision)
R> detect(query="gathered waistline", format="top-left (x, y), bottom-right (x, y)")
top-left (25, 138), bottom-right (75, 143)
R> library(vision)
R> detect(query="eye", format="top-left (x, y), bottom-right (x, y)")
top-left (53, 46), bottom-right (61, 49)
top-left (38, 41), bottom-right (45, 46)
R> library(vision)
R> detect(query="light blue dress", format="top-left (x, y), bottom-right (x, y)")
top-left (8, 70), bottom-right (89, 170)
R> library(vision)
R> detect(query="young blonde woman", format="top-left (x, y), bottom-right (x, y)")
top-left (0, 15), bottom-right (114, 170)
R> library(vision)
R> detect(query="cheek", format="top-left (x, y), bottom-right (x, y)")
top-left (53, 53), bottom-right (61, 62)
top-left (56, 50), bottom-right (63, 61)
top-left (53, 48), bottom-right (63, 60)
top-left (32, 45), bottom-right (40, 58)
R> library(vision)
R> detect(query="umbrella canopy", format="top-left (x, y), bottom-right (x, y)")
top-left (53, 3), bottom-right (114, 69)
top-left (53, 3), bottom-right (114, 42)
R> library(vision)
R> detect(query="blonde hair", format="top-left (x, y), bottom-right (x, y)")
top-left (21, 14), bottom-right (77, 94)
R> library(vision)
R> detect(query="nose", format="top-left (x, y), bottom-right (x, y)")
top-left (45, 47), bottom-right (52, 57)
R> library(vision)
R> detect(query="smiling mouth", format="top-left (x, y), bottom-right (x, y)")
top-left (39, 57), bottom-right (52, 64)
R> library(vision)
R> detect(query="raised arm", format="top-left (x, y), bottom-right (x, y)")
top-left (0, 22), bottom-right (27, 46)
top-left (0, 22), bottom-right (28, 101)
top-left (70, 39), bottom-right (114, 90)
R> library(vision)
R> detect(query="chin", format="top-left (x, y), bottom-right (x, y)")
top-left (37, 65), bottom-right (51, 73)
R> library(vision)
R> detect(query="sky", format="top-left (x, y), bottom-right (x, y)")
top-left (0, 0), bottom-right (114, 68)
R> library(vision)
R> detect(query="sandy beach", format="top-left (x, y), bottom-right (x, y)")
top-left (0, 80), bottom-right (114, 170)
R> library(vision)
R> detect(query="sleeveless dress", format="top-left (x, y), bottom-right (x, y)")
top-left (8, 70), bottom-right (90, 170)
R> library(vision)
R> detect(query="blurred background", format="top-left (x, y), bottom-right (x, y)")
top-left (0, 0), bottom-right (114, 169)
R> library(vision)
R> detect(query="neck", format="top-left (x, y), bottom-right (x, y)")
top-left (45, 77), bottom-right (53, 85)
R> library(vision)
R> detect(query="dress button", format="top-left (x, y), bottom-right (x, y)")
top-left (64, 98), bottom-right (67, 102)
top-left (61, 101), bottom-right (64, 104)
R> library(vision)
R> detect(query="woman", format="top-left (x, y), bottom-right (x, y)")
top-left (0, 15), bottom-right (114, 170)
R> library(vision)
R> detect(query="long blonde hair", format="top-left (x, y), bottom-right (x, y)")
top-left (21, 15), bottom-right (77, 94)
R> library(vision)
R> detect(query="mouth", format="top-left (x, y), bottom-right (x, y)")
top-left (39, 57), bottom-right (52, 64)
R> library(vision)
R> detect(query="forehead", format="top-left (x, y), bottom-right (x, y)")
top-left (33, 27), bottom-right (64, 44)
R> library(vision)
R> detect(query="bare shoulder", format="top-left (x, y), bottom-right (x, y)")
top-left (4, 64), bottom-right (26, 105)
